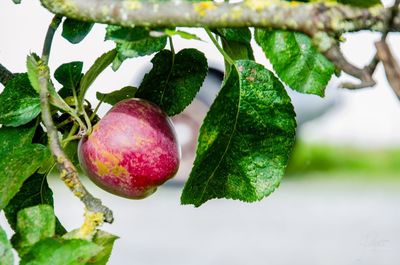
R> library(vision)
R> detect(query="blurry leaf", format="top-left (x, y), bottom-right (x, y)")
top-left (216, 28), bottom-right (254, 61)
top-left (338, 0), bottom-right (381, 7)
top-left (87, 230), bottom-right (118, 265)
top-left (96, 86), bottom-right (137, 106)
top-left (0, 122), bottom-right (50, 210)
top-left (12, 205), bottom-right (55, 256)
top-left (79, 49), bottom-right (117, 104)
top-left (106, 26), bottom-right (167, 70)
top-left (20, 238), bottom-right (102, 265)
top-left (181, 60), bottom-right (296, 206)
top-left (4, 172), bottom-right (67, 236)
top-left (62, 18), bottom-right (94, 44)
top-left (54, 61), bottom-right (83, 98)
top-left (255, 29), bottom-right (335, 96)
top-left (12, 0), bottom-right (21, 4)
top-left (0, 225), bottom-right (14, 265)
top-left (162, 29), bottom-right (202, 40)
top-left (137, 49), bottom-right (208, 116)
top-left (0, 73), bottom-right (41, 127)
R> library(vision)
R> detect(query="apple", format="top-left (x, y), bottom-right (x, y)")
top-left (78, 98), bottom-right (180, 199)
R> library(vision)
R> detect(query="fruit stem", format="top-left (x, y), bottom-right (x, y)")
top-left (90, 95), bottom-right (105, 121)
top-left (204, 28), bottom-right (234, 66)
top-left (39, 15), bottom-right (114, 223)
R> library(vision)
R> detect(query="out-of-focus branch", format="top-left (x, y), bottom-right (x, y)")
top-left (40, 0), bottom-right (396, 34)
top-left (0, 63), bottom-right (14, 86)
top-left (376, 40), bottom-right (400, 98)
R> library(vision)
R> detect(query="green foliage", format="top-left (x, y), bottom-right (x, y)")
top-left (136, 48), bottom-right (208, 116)
top-left (96, 86), bottom-right (137, 106)
top-left (4, 172), bottom-right (67, 236)
top-left (12, 205), bottom-right (55, 256)
top-left (54, 61), bottom-right (83, 98)
top-left (87, 230), bottom-right (119, 265)
top-left (62, 18), bottom-right (94, 44)
top-left (255, 29), bottom-right (335, 96)
top-left (0, 225), bottom-right (14, 265)
top-left (181, 60), bottom-right (296, 206)
top-left (20, 238), bottom-right (102, 265)
top-left (0, 73), bottom-right (41, 127)
top-left (105, 26), bottom-right (167, 70)
top-left (215, 28), bottom-right (254, 61)
top-left (338, 0), bottom-right (381, 7)
top-left (163, 29), bottom-right (202, 41)
top-left (78, 49), bottom-right (117, 106)
top-left (0, 122), bottom-right (50, 210)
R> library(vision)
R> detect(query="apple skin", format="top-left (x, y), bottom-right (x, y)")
top-left (78, 98), bottom-right (180, 199)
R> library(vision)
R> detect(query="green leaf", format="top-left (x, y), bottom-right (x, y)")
top-left (255, 29), bottom-right (335, 97)
top-left (0, 122), bottom-right (50, 210)
top-left (4, 173), bottom-right (67, 236)
top-left (12, 0), bottom-right (21, 4)
top-left (216, 28), bottom-right (254, 61)
top-left (54, 61), bottom-right (83, 98)
top-left (162, 29), bottom-right (202, 41)
top-left (87, 230), bottom-right (118, 265)
top-left (338, 0), bottom-right (380, 7)
top-left (0, 225), bottom-right (14, 265)
top-left (20, 238), bottom-right (102, 265)
top-left (78, 49), bottom-right (117, 105)
top-left (12, 205), bottom-right (55, 256)
top-left (62, 18), bottom-right (94, 44)
top-left (0, 73), bottom-right (41, 127)
top-left (96, 86), bottom-right (137, 106)
top-left (181, 60), bottom-right (296, 206)
top-left (136, 48), bottom-right (208, 116)
top-left (26, 53), bottom-right (42, 94)
top-left (106, 26), bottom-right (167, 70)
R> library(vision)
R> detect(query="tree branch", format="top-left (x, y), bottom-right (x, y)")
top-left (40, 0), bottom-right (396, 34)
top-left (0, 63), bottom-right (14, 86)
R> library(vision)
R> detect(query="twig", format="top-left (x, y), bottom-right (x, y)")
top-left (0, 63), bottom-right (14, 86)
top-left (39, 15), bottom-right (113, 223)
top-left (376, 40), bottom-right (400, 98)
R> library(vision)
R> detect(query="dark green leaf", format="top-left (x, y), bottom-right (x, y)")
top-left (137, 49), bottom-right (208, 116)
top-left (12, 205), bottom-right (55, 256)
top-left (0, 73), bottom-right (41, 127)
top-left (0, 225), bottom-right (13, 265)
top-left (4, 173), bottom-right (67, 236)
top-left (20, 238), bottom-right (102, 265)
top-left (12, 0), bottom-right (21, 4)
top-left (79, 49), bottom-right (117, 104)
top-left (54, 61), bottom-right (83, 98)
top-left (106, 26), bottom-right (167, 70)
top-left (96, 86), bottom-right (137, 106)
top-left (216, 28), bottom-right (254, 61)
top-left (0, 122), bottom-right (50, 210)
top-left (255, 29), bottom-right (335, 96)
top-left (62, 18), bottom-right (94, 44)
top-left (338, 0), bottom-right (380, 7)
top-left (87, 230), bottom-right (118, 265)
top-left (181, 60), bottom-right (296, 206)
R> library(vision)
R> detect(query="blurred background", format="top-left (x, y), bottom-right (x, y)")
top-left (1, 1), bottom-right (400, 264)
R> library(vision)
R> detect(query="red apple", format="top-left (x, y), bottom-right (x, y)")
top-left (78, 98), bottom-right (180, 199)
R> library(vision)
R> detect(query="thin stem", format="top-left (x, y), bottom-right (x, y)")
top-left (39, 16), bottom-right (113, 223)
top-left (205, 28), bottom-right (234, 66)
top-left (42, 15), bottom-right (63, 64)
top-left (0, 63), bottom-right (14, 86)
top-left (90, 96), bottom-right (105, 121)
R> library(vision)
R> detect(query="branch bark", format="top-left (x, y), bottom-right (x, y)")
top-left (40, 0), bottom-right (396, 34)
top-left (0, 63), bottom-right (14, 86)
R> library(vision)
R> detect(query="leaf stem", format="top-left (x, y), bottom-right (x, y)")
top-left (205, 28), bottom-right (234, 66)
top-left (90, 95), bottom-right (105, 121)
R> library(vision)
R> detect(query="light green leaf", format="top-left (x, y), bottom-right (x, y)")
top-left (62, 18), bottom-right (94, 44)
top-left (12, 205), bottom-right (55, 256)
top-left (255, 29), bottom-right (335, 96)
top-left (136, 48), bottom-right (208, 116)
top-left (162, 29), bottom-right (202, 41)
top-left (0, 73), bottom-right (41, 127)
top-left (0, 225), bottom-right (14, 265)
top-left (106, 26), bottom-right (167, 70)
top-left (87, 230), bottom-right (118, 265)
top-left (78, 49), bottom-right (117, 105)
top-left (0, 122), bottom-right (50, 210)
top-left (181, 60), bottom-right (296, 206)
top-left (96, 86), bottom-right (137, 106)
top-left (20, 238), bottom-right (102, 265)
top-left (4, 173), bottom-right (67, 236)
